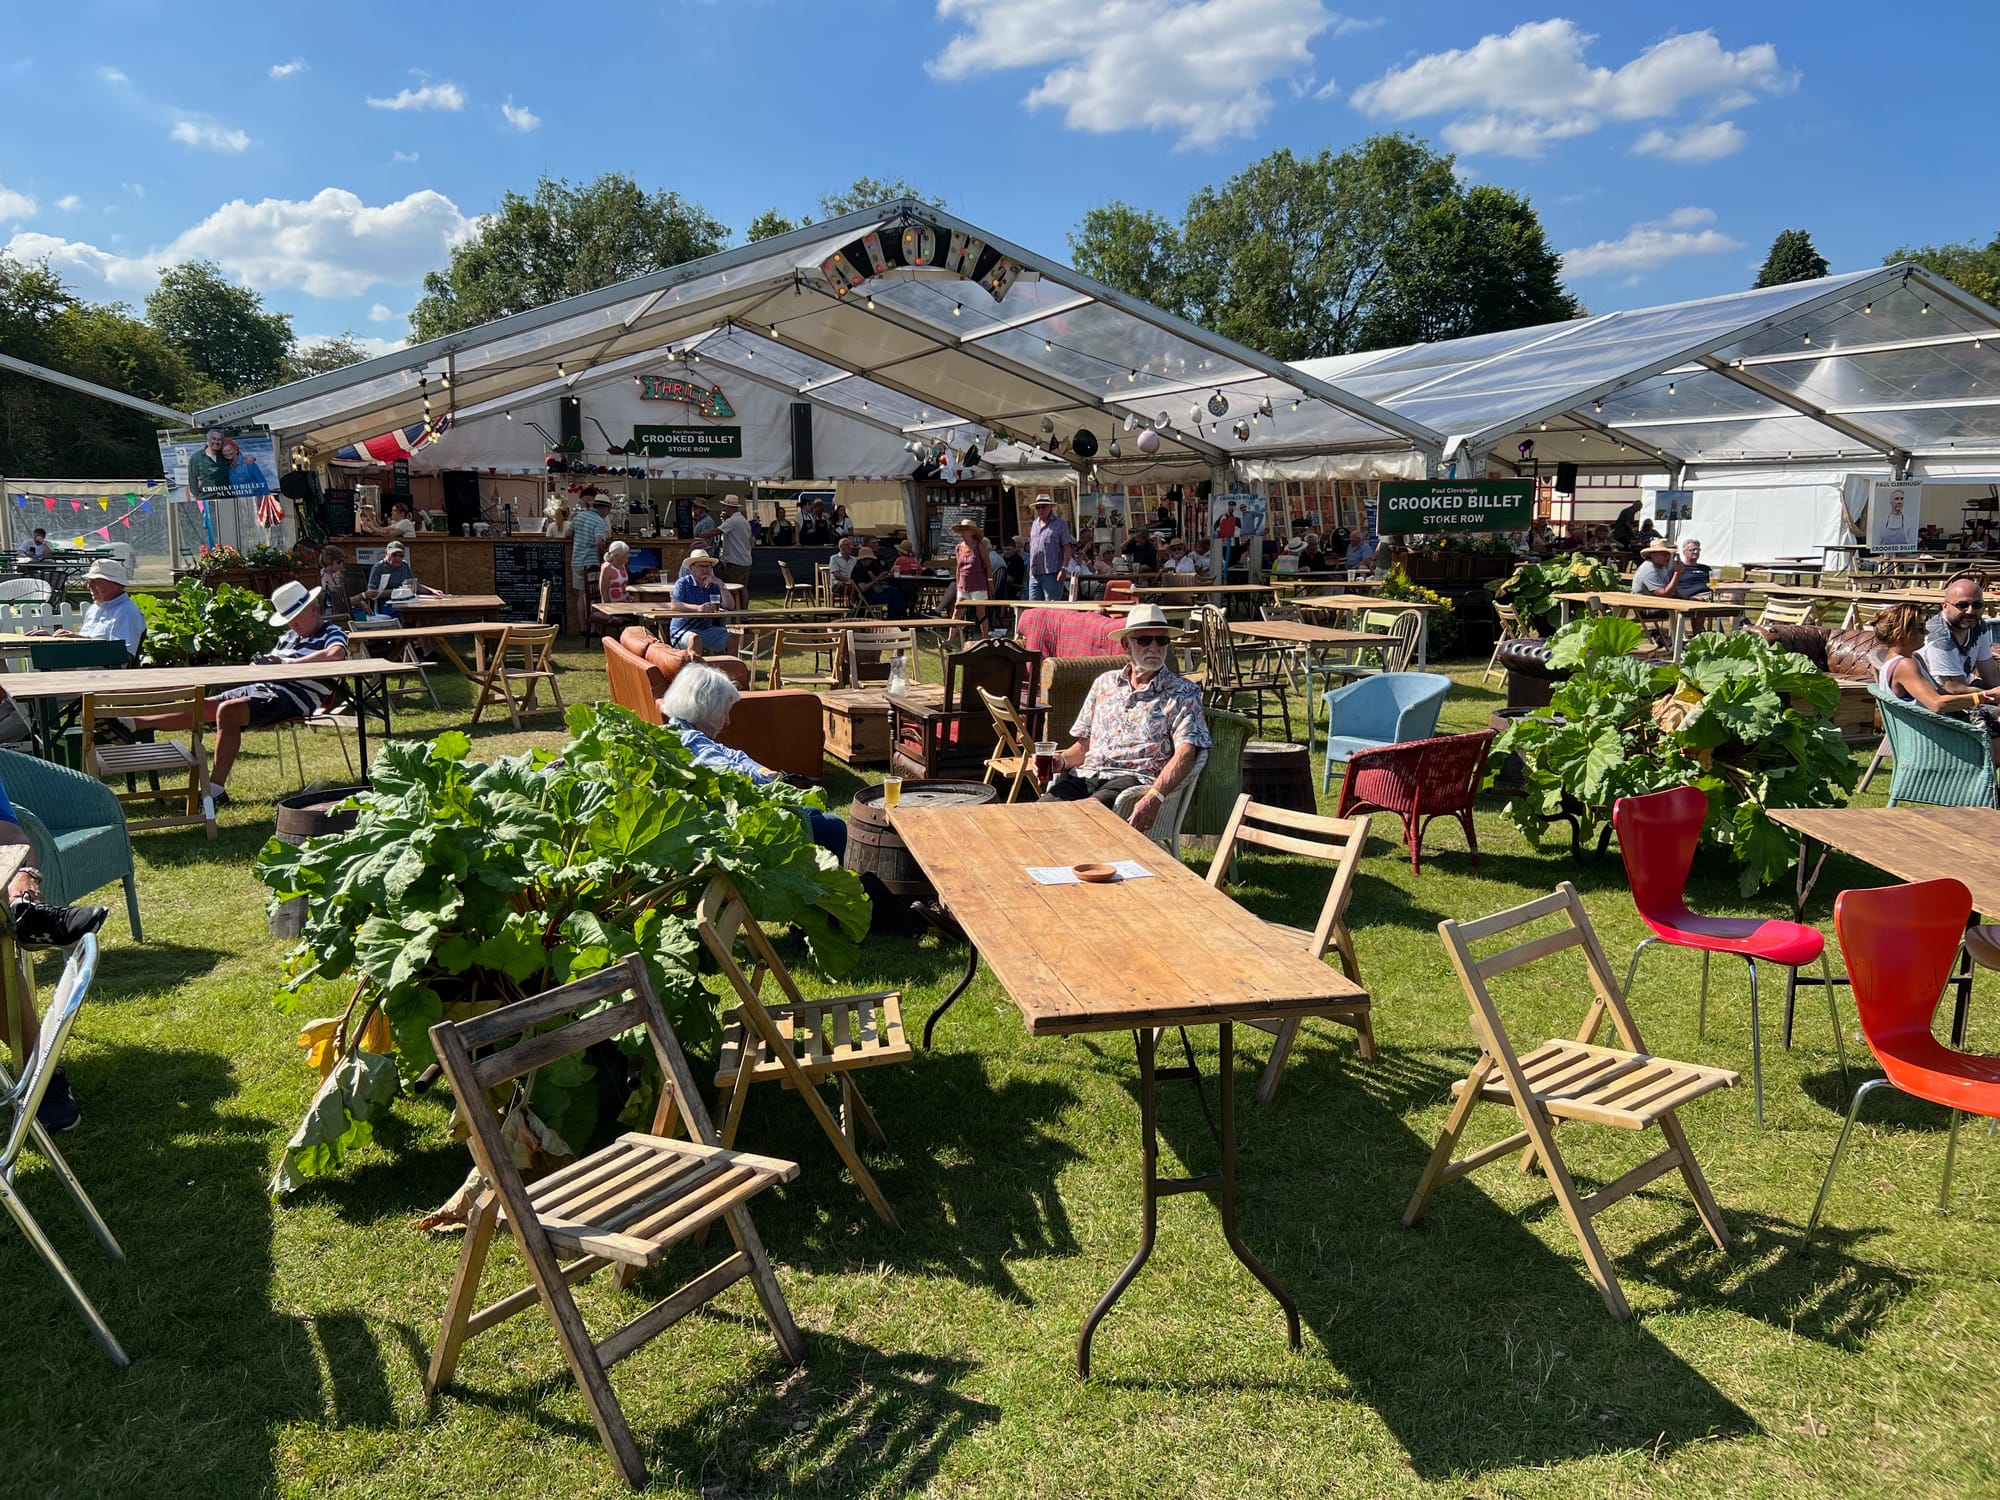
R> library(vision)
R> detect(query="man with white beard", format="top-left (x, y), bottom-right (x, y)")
top-left (1044, 602), bottom-right (1210, 833)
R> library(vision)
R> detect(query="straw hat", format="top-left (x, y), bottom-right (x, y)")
top-left (720, 494), bottom-right (742, 511)
top-left (1110, 602), bottom-right (1176, 640)
top-left (686, 548), bottom-right (718, 567)
top-left (1032, 493), bottom-right (1055, 508)
top-left (951, 516), bottom-right (982, 533)
top-left (1640, 539), bottom-right (1674, 560)
top-left (267, 579), bottom-right (324, 627)
top-left (82, 558), bottom-right (127, 586)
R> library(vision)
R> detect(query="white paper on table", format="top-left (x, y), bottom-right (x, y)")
top-left (1025, 861), bottom-right (1155, 885)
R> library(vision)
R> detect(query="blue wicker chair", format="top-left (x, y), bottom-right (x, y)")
top-left (1868, 686), bottom-right (1998, 809)
top-left (0, 748), bottom-right (142, 939)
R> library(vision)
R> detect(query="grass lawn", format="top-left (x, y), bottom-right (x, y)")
top-left (5, 636), bottom-right (2000, 1499)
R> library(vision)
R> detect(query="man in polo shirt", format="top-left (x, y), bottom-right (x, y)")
top-left (568, 490), bottom-right (613, 631)
top-left (1045, 602), bottom-right (1209, 833)
top-left (715, 494), bottom-right (754, 589)
top-left (202, 580), bottom-right (348, 804)
top-left (1026, 493), bottom-right (1074, 602)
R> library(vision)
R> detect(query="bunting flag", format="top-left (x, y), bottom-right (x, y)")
top-left (332, 417), bottom-right (448, 463)
top-left (97, 498), bottom-right (108, 510)
top-left (42, 497), bottom-right (53, 511)
top-left (69, 499), bottom-right (81, 513)
top-left (96, 526), bottom-right (110, 541)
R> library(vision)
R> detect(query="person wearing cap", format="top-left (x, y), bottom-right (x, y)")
top-left (1026, 493), bottom-right (1074, 602)
top-left (599, 539), bottom-right (632, 606)
top-left (1631, 538), bottom-right (1679, 596)
top-left (201, 581), bottom-right (349, 802)
top-left (668, 549), bottom-right (734, 654)
top-left (689, 499), bottom-right (716, 539)
top-left (363, 538), bottom-right (439, 610)
top-left (715, 494), bottom-right (754, 588)
top-left (569, 490), bottom-right (614, 630)
top-left (36, 558), bottom-right (147, 661)
top-left (1046, 602), bottom-right (1211, 831)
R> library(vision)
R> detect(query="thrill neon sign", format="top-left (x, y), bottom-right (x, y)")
top-left (637, 377), bottom-right (735, 418)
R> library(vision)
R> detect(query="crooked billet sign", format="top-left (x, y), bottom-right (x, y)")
top-left (1379, 479), bottom-right (1533, 533)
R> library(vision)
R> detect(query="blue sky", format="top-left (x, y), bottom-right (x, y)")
top-left (2, 1), bottom-right (1995, 356)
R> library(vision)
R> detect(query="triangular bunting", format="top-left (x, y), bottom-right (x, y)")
top-left (96, 526), bottom-right (110, 540)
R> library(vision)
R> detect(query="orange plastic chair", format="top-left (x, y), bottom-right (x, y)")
top-left (1613, 785), bottom-right (1847, 1124)
top-left (1803, 878), bottom-right (2000, 1249)
top-left (1103, 578), bottom-right (1136, 603)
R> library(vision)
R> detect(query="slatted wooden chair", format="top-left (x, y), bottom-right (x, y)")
top-left (1482, 601), bottom-right (1528, 686)
top-left (767, 626), bottom-right (843, 690)
top-left (1325, 608), bottom-right (1420, 683)
top-left (1195, 605), bottom-right (1291, 740)
top-left (841, 625), bottom-right (919, 689)
top-left (694, 873), bottom-right (913, 1230)
top-left (889, 637), bottom-right (1040, 783)
top-left (80, 685), bottom-right (216, 838)
top-left (1205, 795), bottom-right (1371, 1103)
top-left (425, 954), bottom-right (803, 1489)
top-left (976, 684), bottom-right (1036, 802)
top-left (778, 560), bottom-right (814, 607)
top-left (472, 623), bottom-right (565, 729)
top-left (1755, 597), bottom-right (1817, 629)
top-left (1405, 882), bottom-right (1740, 1320)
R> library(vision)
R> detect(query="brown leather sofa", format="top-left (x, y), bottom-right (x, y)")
top-left (601, 627), bottom-right (826, 777)
top-left (1746, 620), bottom-right (1885, 743)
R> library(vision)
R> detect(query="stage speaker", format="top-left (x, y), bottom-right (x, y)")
top-left (441, 469), bottom-right (482, 533)
top-left (319, 487), bottom-right (356, 537)
top-left (1554, 461), bottom-right (1579, 495)
top-left (790, 402), bottom-right (814, 480)
top-left (559, 394), bottom-right (582, 451)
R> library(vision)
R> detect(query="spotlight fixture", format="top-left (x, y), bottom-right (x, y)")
top-left (1517, 439), bottom-right (1535, 458)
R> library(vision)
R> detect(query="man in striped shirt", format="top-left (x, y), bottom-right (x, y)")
top-left (203, 580), bottom-right (348, 804)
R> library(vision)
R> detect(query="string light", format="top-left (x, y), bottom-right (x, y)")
top-left (1802, 333), bottom-right (1811, 345)
top-left (1923, 302), bottom-right (1931, 314)
top-left (1593, 400), bottom-right (1603, 414)
top-left (1127, 369), bottom-right (1137, 382)
top-left (951, 302), bottom-right (961, 318)
top-left (1667, 382), bottom-right (1676, 395)
top-left (1864, 302), bottom-right (1873, 314)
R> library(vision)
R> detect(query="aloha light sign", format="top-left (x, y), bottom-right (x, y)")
top-left (637, 376), bottom-right (735, 419)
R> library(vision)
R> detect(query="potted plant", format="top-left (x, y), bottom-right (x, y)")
top-left (134, 579), bottom-right (281, 666)
top-left (174, 544), bottom-right (255, 589)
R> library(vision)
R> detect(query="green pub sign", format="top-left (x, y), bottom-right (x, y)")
top-left (1378, 479), bottom-right (1533, 533)
top-left (631, 425), bottom-right (743, 458)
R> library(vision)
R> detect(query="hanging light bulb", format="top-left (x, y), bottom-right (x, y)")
top-left (1803, 333), bottom-right (1811, 345)
top-left (1864, 302), bottom-right (1873, 314)
top-left (952, 302), bottom-right (962, 317)
top-left (1593, 400), bottom-right (1603, 414)
top-left (1291, 399), bottom-right (1300, 412)
top-left (1044, 339), bottom-right (1053, 351)
top-left (504, 411), bottom-right (513, 421)
top-left (1923, 302), bottom-right (1931, 314)
top-left (1667, 382), bottom-right (1676, 395)
top-left (1128, 369), bottom-right (1138, 383)
top-left (866, 294), bottom-right (876, 310)
top-left (556, 361), bottom-right (566, 376)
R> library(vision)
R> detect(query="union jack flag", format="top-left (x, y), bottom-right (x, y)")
top-left (333, 416), bottom-right (450, 463)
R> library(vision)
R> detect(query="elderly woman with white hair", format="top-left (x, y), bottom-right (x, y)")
top-left (659, 664), bottom-right (846, 856)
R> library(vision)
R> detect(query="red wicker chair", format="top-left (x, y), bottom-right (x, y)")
top-left (1335, 729), bottom-right (1494, 874)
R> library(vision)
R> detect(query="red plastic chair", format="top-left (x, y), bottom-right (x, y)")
top-left (1803, 877), bottom-right (2000, 1249)
top-left (1103, 578), bottom-right (1136, 603)
top-left (1336, 730), bottom-right (1492, 874)
top-left (1612, 785), bottom-right (1848, 1125)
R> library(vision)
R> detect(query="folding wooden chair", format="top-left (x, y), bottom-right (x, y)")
top-left (840, 626), bottom-right (919, 689)
top-left (1755, 597), bottom-right (1816, 629)
top-left (693, 873), bottom-right (912, 1230)
top-left (472, 624), bottom-right (565, 729)
top-left (1482, 601), bottom-right (1527, 686)
top-left (778, 560), bottom-right (814, 607)
top-left (767, 626), bottom-right (843, 690)
top-left (425, 954), bottom-right (803, 1489)
top-left (1205, 795), bottom-right (1371, 1102)
top-left (81, 685), bottom-right (216, 837)
top-left (1404, 882), bottom-right (1739, 1319)
top-left (976, 684), bottom-right (1035, 802)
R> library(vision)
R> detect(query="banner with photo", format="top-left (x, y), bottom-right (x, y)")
top-left (1210, 491), bottom-right (1267, 538)
top-left (1869, 481), bottom-right (1921, 553)
top-left (158, 424), bottom-right (279, 506)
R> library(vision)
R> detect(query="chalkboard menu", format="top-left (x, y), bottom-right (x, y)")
top-left (491, 541), bottom-right (567, 622)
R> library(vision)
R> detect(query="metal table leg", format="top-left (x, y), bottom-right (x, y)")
top-left (1076, 1023), bottom-right (1300, 1378)
top-left (917, 904), bottom-right (979, 1050)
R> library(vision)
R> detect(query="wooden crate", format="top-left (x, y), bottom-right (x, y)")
top-left (819, 686), bottom-right (945, 766)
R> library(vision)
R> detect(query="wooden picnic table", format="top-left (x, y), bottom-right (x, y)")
top-left (594, 601), bottom-right (844, 624)
top-left (956, 598), bottom-right (1138, 613)
top-left (1744, 561), bottom-right (1826, 587)
top-left (1771, 806), bottom-right (2000, 1047)
top-left (1553, 590), bottom-right (1742, 661)
top-left (2, 658), bottom-right (405, 775)
top-left (385, 593), bottom-right (505, 628)
top-left (1291, 594), bottom-right (1443, 668)
top-left (891, 797), bottom-right (1364, 1376)
top-left (350, 620), bottom-right (510, 675)
top-left (1228, 619), bottom-right (1389, 649)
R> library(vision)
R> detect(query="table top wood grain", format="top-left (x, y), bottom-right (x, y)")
top-left (0, 657), bottom-right (405, 702)
top-left (890, 799), bottom-right (1366, 1036)
top-left (1228, 619), bottom-right (1390, 647)
top-left (1291, 593), bottom-right (1443, 613)
top-left (1770, 806), bottom-right (2000, 912)
top-left (1552, 590), bottom-right (1743, 615)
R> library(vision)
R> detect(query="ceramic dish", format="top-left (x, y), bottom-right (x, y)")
top-left (1071, 863), bottom-right (1118, 883)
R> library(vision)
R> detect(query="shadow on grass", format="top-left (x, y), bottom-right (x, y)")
top-left (74, 940), bottom-right (231, 998)
top-left (0, 1043), bottom-right (323, 1496)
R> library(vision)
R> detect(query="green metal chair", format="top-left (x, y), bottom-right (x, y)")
top-left (26, 639), bottom-right (131, 671)
top-left (1869, 686), bottom-right (1998, 808)
top-left (1182, 708), bottom-right (1255, 842)
top-left (0, 748), bottom-right (142, 939)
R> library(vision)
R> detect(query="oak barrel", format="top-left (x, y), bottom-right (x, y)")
top-left (845, 780), bottom-right (997, 908)
top-left (1240, 741), bottom-right (1314, 813)
top-left (268, 786), bottom-right (366, 938)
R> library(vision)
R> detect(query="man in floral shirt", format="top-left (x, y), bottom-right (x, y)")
top-left (1045, 603), bottom-right (1210, 832)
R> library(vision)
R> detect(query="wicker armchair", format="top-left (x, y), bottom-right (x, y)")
top-left (1335, 729), bottom-right (1495, 874)
top-left (1868, 686), bottom-right (1999, 808)
top-left (1180, 707), bottom-right (1254, 842)
top-left (1040, 655), bottom-right (1124, 749)
top-left (0, 747), bottom-right (142, 938)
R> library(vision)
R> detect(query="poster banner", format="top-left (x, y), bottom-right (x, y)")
top-left (158, 424), bottom-right (278, 504)
top-left (1653, 488), bottom-right (1694, 521)
top-left (1869, 481), bottom-right (1921, 553)
top-left (1210, 491), bottom-right (1267, 538)
top-left (1378, 479), bottom-right (1532, 533)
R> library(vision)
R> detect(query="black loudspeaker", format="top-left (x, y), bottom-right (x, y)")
top-left (559, 395), bottom-right (582, 451)
top-left (1554, 461), bottom-right (1579, 495)
top-left (1195, 479), bottom-right (1212, 500)
top-left (790, 402), bottom-right (814, 480)
top-left (441, 469), bottom-right (482, 532)
top-left (319, 487), bottom-right (356, 537)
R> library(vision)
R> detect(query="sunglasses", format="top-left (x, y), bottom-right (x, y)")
top-left (1128, 634), bottom-right (1172, 646)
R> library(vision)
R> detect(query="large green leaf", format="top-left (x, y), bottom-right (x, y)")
top-left (268, 1048), bottom-right (400, 1196)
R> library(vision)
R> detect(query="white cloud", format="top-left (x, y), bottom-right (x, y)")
top-left (367, 81), bottom-right (465, 111)
top-left (1561, 208), bottom-right (1743, 277)
top-left (171, 116), bottom-right (252, 153)
top-left (391, 150), bottom-right (420, 163)
top-left (55, 194), bottom-right (80, 211)
top-left (3, 187), bottom-right (477, 301)
top-left (98, 66), bottom-right (127, 84)
top-left (270, 58), bottom-right (307, 80)
top-left (928, 0), bottom-right (1360, 149)
top-left (122, 182), bottom-right (145, 197)
top-left (1353, 20), bottom-right (1794, 157)
top-left (1633, 119), bottom-right (1746, 163)
top-left (368, 303), bottom-right (397, 323)
top-left (501, 99), bottom-right (541, 132)
top-left (0, 185), bottom-right (35, 221)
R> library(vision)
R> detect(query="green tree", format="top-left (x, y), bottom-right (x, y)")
top-left (1886, 230), bottom-right (2000, 305)
top-left (816, 177), bottom-right (941, 219)
top-left (1754, 229), bottom-right (1830, 288)
top-left (280, 333), bottom-right (374, 385)
top-left (1366, 185), bottom-right (1579, 346)
top-left (745, 208), bottom-right (799, 243)
top-left (1067, 203), bottom-right (1184, 311)
top-left (409, 173), bottom-right (728, 342)
top-left (145, 259), bottom-right (293, 397)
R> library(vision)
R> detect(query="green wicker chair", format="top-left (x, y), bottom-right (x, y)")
top-left (1869, 686), bottom-right (1999, 809)
top-left (0, 748), bottom-right (142, 938)
top-left (1182, 708), bottom-right (1255, 841)
top-left (1111, 707), bottom-right (1252, 861)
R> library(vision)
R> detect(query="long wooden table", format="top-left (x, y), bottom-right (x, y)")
top-left (384, 594), bottom-right (505, 629)
top-left (892, 798), bottom-right (1366, 1375)
top-left (350, 620), bottom-right (510, 676)
top-left (1291, 595), bottom-right (1443, 667)
top-left (1553, 590), bottom-right (1743, 660)
top-left (2, 659), bottom-right (404, 774)
top-left (1771, 806), bottom-right (2000, 1045)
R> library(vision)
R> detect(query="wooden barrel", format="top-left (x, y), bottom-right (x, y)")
top-left (268, 786), bottom-right (366, 938)
top-left (845, 780), bottom-right (997, 902)
top-left (1240, 741), bottom-right (1314, 813)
